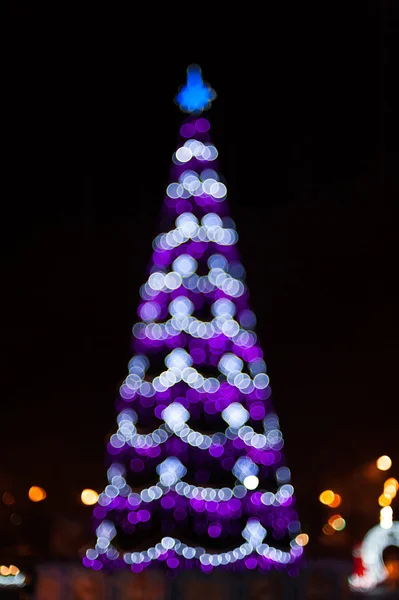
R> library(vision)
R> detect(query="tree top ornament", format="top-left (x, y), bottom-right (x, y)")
top-left (176, 64), bottom-right (216, 114)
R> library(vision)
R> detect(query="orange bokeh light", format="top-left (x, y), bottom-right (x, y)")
top-left (385, 478), bottom-right (399, 490)
top-left (28, 486), bottom-right (47, 502)
top-left (329, 493), bottom-right (342, 508)
top-left (295, 533), bottom-right (309, 547)
top-left (379, 493), bottom-right (392, 507)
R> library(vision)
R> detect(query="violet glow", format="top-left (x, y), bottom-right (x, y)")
top-left (84, 68), bottom-right (303, 575)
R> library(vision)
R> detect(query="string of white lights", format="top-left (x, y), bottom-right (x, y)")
top-left (110, 403), bottom-right (283, 455)
top-left (86, 518), bottom-right (304, 568)
top-left (153, 213), bottom-right (237, 253)
top-left (120, 346), bottom-right (269, 399)
top-left (97, 456), bottom-right (294, 510)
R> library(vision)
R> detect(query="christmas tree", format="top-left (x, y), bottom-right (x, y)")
top-left (84, 65), bottom-right (303, 575)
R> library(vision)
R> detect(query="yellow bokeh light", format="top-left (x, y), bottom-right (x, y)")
top-left (377, 455), bottom-right (392, 471)
top-left (81, 489), bottom-right (99, 506)
top-left (28, 486), bottom-right (47, 502)
top-left (329, 493), bottom-right (342, 508)
top-left (379, 493), bottom-right (392, 507)
top-left (295, 533), bottom-right (309, 547)
top-left (319, 490), bottom-right (335, 505)
top-left (384, 485), bottom-right (396, 498)
top-left (385, 478), bottom-right (399, 490)
top-left (9, 565), bottom-right (20, 575)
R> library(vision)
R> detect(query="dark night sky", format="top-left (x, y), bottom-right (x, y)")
top-left (2, 4), bottom-right (398, 554)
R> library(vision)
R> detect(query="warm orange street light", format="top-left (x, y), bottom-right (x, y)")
top-left (28, 486), bottom-right (47, 502)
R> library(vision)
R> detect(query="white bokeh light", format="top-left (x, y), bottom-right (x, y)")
top-left (222, 403), bottom-right (249, 428)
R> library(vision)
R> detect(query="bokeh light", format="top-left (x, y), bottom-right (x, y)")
top-left (380, 506), bottom-right (393, 529)
top-left (28, 486), bottom-right (46, 502)
top-left (322, 524), bottom-right (335, 536)
top-left (328, 515), bottom-right (346, 531)
top-left (376, 455), bottom-right (392, 471)
top-left (81, 489), bottom-right (99, 506)
top-left (2, 492), bottom-right (15, 506)
top-left (295, 533), bottom-right (309, 547)
top-left (329, 494), bottom-right (342, 508)
top-left (379, 493), bottom-right (392, 507)
top-left (319, 490), bottom-right (335, 505)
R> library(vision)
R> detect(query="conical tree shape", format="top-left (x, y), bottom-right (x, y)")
top-left (84, 66), bottom-right (304, 575)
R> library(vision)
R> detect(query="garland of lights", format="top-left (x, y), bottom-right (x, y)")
top-left (84, 65), bottom-right (303, 575)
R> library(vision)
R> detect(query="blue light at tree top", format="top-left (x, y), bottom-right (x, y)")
top-left (176, 64), bottom-right (216, 114)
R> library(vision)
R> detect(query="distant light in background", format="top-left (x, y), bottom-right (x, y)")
top-left (319, 490), bottom-right (335, 505)
top-left (329, 494), bottom-right (342, 508)
top-left (295, 533), bottom-right (309, 547)
top-left (2, 492), bottom-right (15, 506)
top-left (376, 455), bottom-right (392, 471)
top-left (328, 515), bottom-right (346, 531)
top-left (81, 489), bottom-right (99, 506)
top-left (378, 493), bottom-right (392, 507)
top-left (10, 513), bottom-right (22, 526)
top-left (322, 523), bottom-right (335, 536)
top-left (28, 486), bottom-right (46, 502)
top-left (0, 565), bottom-right (25, 588)
top-left (380, 506), bottom-right (393, 529)
top-left (384, 478), bottom-right (398, 498)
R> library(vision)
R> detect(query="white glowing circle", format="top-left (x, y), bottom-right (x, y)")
top-left (157, 457), bottom-right (186, 486)
top-left (218, 353), bottom-right (243, 376)
top-left (161, 537), bottom-right (175, 550)
top-left (210, 181), bottom-right (227, 199)
top-left (164, 272), bottom-right (182, 290)
top-left (176, 147), bottom-right (192, 163)
top-left (169, 296), bottom-right (194, 317)
top-left (162, 402), bottom-right (190, 430)
top-left (211, 298), bottom-right (236, 317)
top-left (202, 213), bottom-right (222, 229)
top-left (222, 403), bottom-right (249, 428)
top-left (243, 475), bottom-right (259, 490)
top-left (172, 254), bottom-right (198, 277)
top-left (139, 301), bottom-right (160, 322)
top-left (208, 254), bottom-right (228, 270)
top-left (167, 183), bottom-right (184, 198)
top-left (148, 272), bottom-right (165, 290)
top-left (176, 212), bottom-right (199, 237)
